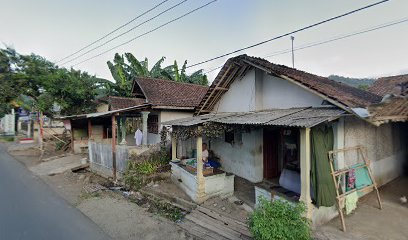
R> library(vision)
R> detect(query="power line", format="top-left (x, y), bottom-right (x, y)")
top-left (71, 0), bottom-right (217, 67)
top-left (56, 0), bottom-right (170, 63)
top-left (202, 17), bottom-right (408, 75)
top-left (186, 0), bottom-right (390, 69)
top-left (60, 0), bottom-right (189, 66)
top-left (264, 17), bottom-right (408, 58)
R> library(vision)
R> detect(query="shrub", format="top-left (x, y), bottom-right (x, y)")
top-left (249, 197), bottom-right (311, 240)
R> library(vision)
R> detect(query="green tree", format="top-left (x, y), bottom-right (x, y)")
top-left (0, 47), bottom-right (101, 117)
top-left (106, 53), bottom-right (208, 97)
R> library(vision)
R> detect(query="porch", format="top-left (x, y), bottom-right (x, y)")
top-left (165, 107), bottom-right (345, 218)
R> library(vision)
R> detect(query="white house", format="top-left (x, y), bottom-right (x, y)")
top-left (165, 55), bottom-right (408, 225)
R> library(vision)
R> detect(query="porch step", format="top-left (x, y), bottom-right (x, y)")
top-left (181, 206), bottom-right (252, 240)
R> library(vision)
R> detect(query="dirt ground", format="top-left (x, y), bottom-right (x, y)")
top-left (315, 177), bottom-right (408, 240)
top-left (7, 143), bottom-right (195, 240)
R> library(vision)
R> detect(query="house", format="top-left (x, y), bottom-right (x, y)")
top-left (164, 55), bottom-right (408, 225)
top-left (60, 77), bottom-right (208, 178)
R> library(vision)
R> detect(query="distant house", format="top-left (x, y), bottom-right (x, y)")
top-left (60, 77), bottom-right (208, 178)
top-left (369, 74), bottom-right (408, 97)
top-left (368, 74), bottom-right (408, 125)
top-left (165, 55), bottom-right (408, 225)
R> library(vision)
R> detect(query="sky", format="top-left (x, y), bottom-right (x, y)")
top-left (1, 0), bottom-right (407, 82)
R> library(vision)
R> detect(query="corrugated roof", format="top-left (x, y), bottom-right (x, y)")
top-left (196, 55), bottom-right (382, 115)
top-left (57, 104), bottom-right (151, 120)
top-left (164, 107), bottom-right (345, 128)
top-left (132, 77), bottom-right (209, 109)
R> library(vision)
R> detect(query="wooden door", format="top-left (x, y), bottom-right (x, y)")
top-left (263, 129), bottom-right (280, 180)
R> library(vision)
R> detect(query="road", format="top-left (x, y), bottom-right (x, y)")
top-left (0, 144), bottom-right (111, 240)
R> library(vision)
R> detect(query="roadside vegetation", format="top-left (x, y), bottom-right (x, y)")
top-left (249, 197), bottom-right (311, 240)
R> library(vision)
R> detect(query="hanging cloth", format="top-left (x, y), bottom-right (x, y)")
top-left (345, 191), bottom-right (358, 214)
top-left (134, 129), bottom-right (143, 146)
top-left (311, 125), bottom-right (336, 207)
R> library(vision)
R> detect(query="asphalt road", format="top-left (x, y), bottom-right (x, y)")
top-left (0, 144), bottom-right (111, 240)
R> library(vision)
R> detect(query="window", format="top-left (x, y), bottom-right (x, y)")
top-left (147, 115), bottom-right (158, 134)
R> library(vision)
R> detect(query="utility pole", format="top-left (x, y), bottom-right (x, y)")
top-left (291, 36), bottom-right (295, 68)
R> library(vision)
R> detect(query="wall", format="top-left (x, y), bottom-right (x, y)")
top-left (212, 69), bottom-right (327, 113)
top-left (211, 128), bottom-right (264, 183)
top-left (261, 72), bottom-right (325, 109)
top-left (213, 70), bottom-right (256, 112)
top-left (88, 141), bottom-right (130, 178)
top-left (344, 117), bottom-right (408, 186)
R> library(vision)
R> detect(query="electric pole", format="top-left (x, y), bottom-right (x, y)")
top-left (291, 36), bottom-right (295, 68)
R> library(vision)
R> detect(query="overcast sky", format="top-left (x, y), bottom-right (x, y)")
top-left (1, 0), bottom-right (407, 82)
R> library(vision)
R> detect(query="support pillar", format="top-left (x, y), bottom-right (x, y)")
top-left (300, 127), bottom-right (313, 219)
top-left (111, 114), bottom-right (117, 181)
top-left (141, 111), bottom-right (150, 146)
top-left (196, 126), bottom-right (205, 203)
top-left (171, 134), bottom-right (177, 160)
top-left (27, 121), bottom-right (32, 138)
top-left (119, 116), bottom-right (127, 145)
top-left (87, 119), bottom-right (92, 140)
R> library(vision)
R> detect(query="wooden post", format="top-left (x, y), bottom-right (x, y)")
top-left (171, 134), bottom-right (177, 160)
top-left (196, 126), bottom-right (205, 203)
top-left (70, 119), bottom-right (74, 153)
top-left (300, 128), bottom-right (312, 219)
top-left (39, 111), bottom-right (44, 151)
top-left (111, 114), bottom-right (117, 181)
top-left (87, 119), bottom-right (92, 140)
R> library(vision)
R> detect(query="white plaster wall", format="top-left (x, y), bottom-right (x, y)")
top-left (213, 70), bottom-right (256, 112)
top-left (211, 128), bottom-right (263, 183)
top-left (261, 72), bottom-right (325, 109)
top-left (160, 111), bottom-right (193, 124)
top-left (344, 117), bottom-right (408, 186)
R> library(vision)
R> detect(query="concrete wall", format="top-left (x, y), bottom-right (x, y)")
top-left (344, 117), bottom-right (408, 186)
top-left (261, 73), bottom-right (325, 109)
top-left (213, 70), bottom-right (256, 112)
top-left (211, 128), bottom-right (263, 183)
top-left (212, 69), bottom-right (327, 113)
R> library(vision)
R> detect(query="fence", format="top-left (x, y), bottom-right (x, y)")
top-left (88, 141), bottom-right (129, 177)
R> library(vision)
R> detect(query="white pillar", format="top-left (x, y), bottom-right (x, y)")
top-left (119, 117), bottom-right (127, 145)
top-left (141, 111), bottom-right (150, 146)
top-left (300, 128), bottom-right (312, 219)
top-left (195, 126), bottom-right (206, 203)
top-left (27, 121), bottom-right (32, 138)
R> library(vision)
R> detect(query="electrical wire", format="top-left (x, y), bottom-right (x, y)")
top-left (202, 17), bottom-right (408, 75)
top-left (70, 0), bottom-right (218, 67)
top-left (60, 0), bottom-right (189, 66)
top-left (56, 0), bottom-right (170, 63)
top-left (186, 0), bottom-right (390, 69)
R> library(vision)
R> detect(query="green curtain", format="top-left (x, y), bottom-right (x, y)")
top-left (311, 125), bottom-right (336, 207)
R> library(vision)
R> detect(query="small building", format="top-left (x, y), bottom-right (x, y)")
top-left (60, 77), bottom-right (208, 179)
top-left (164, 55), bottom-right (408, 225)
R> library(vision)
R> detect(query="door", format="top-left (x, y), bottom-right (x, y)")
top-left (263, 129), bottom-right (280, 180)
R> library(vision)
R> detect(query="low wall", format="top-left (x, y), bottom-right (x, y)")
top-left (88, 141), bottom-right (129, 178)
top-left (170, 163), bottom-right (234, 203)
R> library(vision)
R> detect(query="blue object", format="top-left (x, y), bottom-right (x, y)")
top-left (207, 159), bottom-right (220, 168)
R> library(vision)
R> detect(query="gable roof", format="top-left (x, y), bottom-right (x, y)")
top-left (132, 77), bottom-right (209, 109)
top-left (368, 74), bottom-right (408, 97)
top-left (196, 55), bottom-right (382, 115)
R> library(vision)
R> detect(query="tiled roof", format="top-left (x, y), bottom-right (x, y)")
top-left (368, 96), bottom-right (408, 124)
top-left (133, 77), bottom-right (209, 108)
top-left (368, 74), bottom-right (408, 97)
top-left (196, 55), bottom-right (382, 115)
top-left (107, 96), bottom-right (146, 110)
